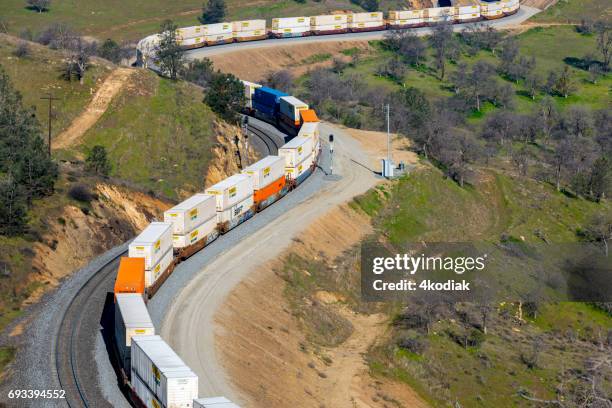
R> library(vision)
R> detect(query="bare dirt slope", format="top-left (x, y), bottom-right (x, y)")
top-left (217, 205), bottom-right (429, 407)
top-left (53, 68), bottom-right (134, 150)
top-left (208, 41), bottom-right (371, 81)
top-left (342, 127), bottom-right (420, 171)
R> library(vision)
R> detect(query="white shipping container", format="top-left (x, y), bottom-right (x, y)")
top-left (279, 96), bottom-right (308, 123)
top-left (242, 156), bottom-right (285, 190)
top-left (204, 33), bottom-right (233, 43)
top-left (132, 369), bottom-right (164, 408)
top-left (193, 397), bottom-right (240, 408)
top-left (177, 25), bottom-right (205, 39)
top-left (205, 174), bottom-right (253, 211)
top-left (242, 80), bottom-right (262, 109)
top-left (271, 16), bottom-right (310, 29)
top-left (232, 19), bottom-right (266, 32)
top-left (172, 216), bottom-right (217, 249)
top-left (271, 26), bottom-right (311, 36)
top-left (297, 122), bottom-right (320, 150)
top-left (144, 247), bottom-right (173, 287)
top-left (131, 336), bottom-right (198, 408)
top-left (234, 29), bottom-right (266, 39)
top-left (389, 9), bottom-right (426, 20)
top-left (164, 194), bottom-right (216, 236)
top-left (457, 5), bottom-right (480, 14)
top-left (310, 14), bottom-right (348, 26)
top-left (456, 13), bottom-right (481, 21)
top-left (349, 12), bottom-right (383, 23)
top-left (204, 22), bottom-right (232, 35)
top-left (216, 195), bottom-right (254, 224)
top-left (179, 37), bottom-right (205, 48)
top-left (115, 293), bottom-right (154, 348)
top-left (129, 222), bottom-right (173, 270)
top-left (350, 20), bottom-right (385, 30)
top-left (388, 18), bottom-right (426, 26)
top-left (311, 23), bottom-right (349, 32)
top-left (279, 135), bottom-right (314, 168)
top-left (285, 153), bottom-right (314, 180)
top-left (482, 2), bottom-right (504, 12)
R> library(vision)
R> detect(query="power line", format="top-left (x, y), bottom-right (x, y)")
top-left (40, 94), bottom-right (59, 157)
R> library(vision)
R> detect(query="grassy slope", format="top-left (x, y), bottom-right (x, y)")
top-left (354, 169), bottom-right (611, 407)
top-left (340, 26), bottom-right (611, 122)
top-left (530, 0), bottom-right (612, 23)
top-left (79, 69), bottom-right (216, 199)
top-left (0, 0), bottom-right (368, 42)
top-left (0, 35), bottom-right (111, 139)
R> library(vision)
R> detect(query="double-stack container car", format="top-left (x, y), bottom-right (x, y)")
top-left (131, 336), bottom-right (198, 408)
top-left (271, 16), bottom-right (311, 37)
top-left (242, 80), bottom-right (262, 110)
top-left (242, 156), bottom-right (287, 211)
top-left (279, 96), bottom-right (309, 128)
top-left (279, 135), bottom-right (315, 186)
top-left (253, 87), bottom-right (289, 118)
top-left (164, 194), bottom-right (219, 258)
top-left (115, 293), bottom-right (155, 372)
top-left (232, 19), bottom-right (267, 42)
top-left (425, 6), bottom-right (454, 24)
top-left (205, 174), bottom-right (254, 232)
top-left (480, 1), bottom-right (504, 19)
top-left (128, 222), bottom-right (174, 289)
top-left (203, 22), bottom-right (234, 45)
top-left (348, 12), bottom-right (385, 32)
top-left (455, 4), bottom-right (481, 22)
top-left (310, 13), bottom-right (349, 35)
top-left (388, 9), bottom-right (427, 28)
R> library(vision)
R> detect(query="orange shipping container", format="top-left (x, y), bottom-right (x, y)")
top-left (300, 109), bottom-right (319, 123)
top-left (253, 175), bottom-right (286, 204)
top-left (114, 257), bottom-right (145, 295)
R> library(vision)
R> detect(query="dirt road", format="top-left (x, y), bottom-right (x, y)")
top-left (160, 123), bottom-right (380, 403)
top-left (53, 68), bottom-right (133, 150)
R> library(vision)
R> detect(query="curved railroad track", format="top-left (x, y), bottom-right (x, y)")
top-left (247, 123), bottom-right (281, 155)
top-left (54, 253), bottom-right (126, 408)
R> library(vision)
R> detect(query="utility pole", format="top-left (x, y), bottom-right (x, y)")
top-left (386, 104), bottom-right (391, 163)
top-left (40, 94), bottom-right (59, 157)
top-left (241, 116), bottom-right (249, 167)
top-left (329, 134), bottom-right (334, 176)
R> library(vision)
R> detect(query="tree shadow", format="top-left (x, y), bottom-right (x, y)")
top-left (563, 56), bottom-right (603, 71)
top-left (24, 6), bottom-right (50, 12)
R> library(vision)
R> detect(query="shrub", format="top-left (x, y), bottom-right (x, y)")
top-left (68, 184), bottom-right (95, 203)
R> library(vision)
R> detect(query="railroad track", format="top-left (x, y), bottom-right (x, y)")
top-left (247, 124), bottom-right (280, 155)
top-left (54, 252), bottom-right (126, 408)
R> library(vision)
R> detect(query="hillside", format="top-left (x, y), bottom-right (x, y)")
top-left (530, 0), bottom-right (612, 23)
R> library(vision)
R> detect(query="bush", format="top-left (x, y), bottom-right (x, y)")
top-left (13, 42), bottom-right (30, 58)
top-left (397, 336), bottom-right (427, 354)
top-left (68, 184), bottom-right (95, 203)
top-left (85, 145), bottom-right (111, 176)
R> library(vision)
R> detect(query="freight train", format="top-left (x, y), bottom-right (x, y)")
top-left (136, 0), bottom-right (520, 66)
top-left (111, 77), bottom-right (320, 408)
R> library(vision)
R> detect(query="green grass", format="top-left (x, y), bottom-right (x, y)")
top-left (530, 0), bottom-right (612, 24)
top-left (80, 69), bottom-right (216, 199)
top-left (0, 346), bottom-right (16, 378)
top-left (0, 35), bottom-right (111, 141)
top-left (300, 53), bottom-right (332, 65)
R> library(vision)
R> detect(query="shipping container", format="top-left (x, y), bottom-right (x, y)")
top-left (270, 26), bottom-right (311, 37)
top-left (172, 216), bottom-right (217, 249)
top-left (232, 19), bottom-right (266, 32)
top-left (242, 156), bottom-right (285, 190)
top-left (279, 96), bottom-right (309, 126)
top-left (285, 153), bottom-right (314, 183)
top-left (177, 25), bottom-right (206, 39)
top-left (350, 20), bottom-right (386, 32)
top-left (297, 122), bottom-right (320, 151)
top-left (253, 175), bottom-right (287, 210)
top-left (310, 14), bottom-right (349, 26)
top-left (164, 194), bottom-right (216, 236)
top-left (279, 135), bottom-right (314, 167)
top-left (426, 7), bottom-right (455, 18)
top-left (193, 396), bottom-right (240, 408)
top-left (204, 32), bottom-right (234, 45)
top-left (204, 22), bottom-right (232, 35)
top-left (179, 36), bottom-right (206, 49)
top-left (131, 336), bottom-right (198, 408)
top-left (300, 109), bottom-right (319, 123)
top-left (132, 369), bottom-right (164, 408)
top-left (348, 12), bottom-right (383, 23)
top-left (457, 5), bottom-right (480, 14)
top-left (145, 247), bottom-right (174, 288)
top-left (114, 257), bottom-right (146, 295)
top-left (388, 10), bottom-right (426, 20)
top-left (234, 30), bottom-right (267, 41)
top-left (129, 223), bottom-right (173, 270)
top-left (115, 293), bottom-right (154, 370)
top-left (387, 18), bottom-right (426, 28)
top-left (242, 80), bottom-right (262, 109)
top-left (271, 16), bottom-right (310, 29)
top-left (311, 23), bottom-right (349, 34)
top-left (455, 12), bottom-right (481, 22)
top-left (205, 174), bottom-right (253, 211)
top-left (216, 195), bottom-right (254, 231)
top-left (253, 87), bottom-right (289, 116)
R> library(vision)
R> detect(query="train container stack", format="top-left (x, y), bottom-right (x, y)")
top-left (253, 87), bottom-right (288, 118)
top-left (480, 0), bottom-right (504, 19)
top-left (348, 12), bottom-right (385, 32)
top-left (502, 0), bottom-right (520, 15)
top-left (279, 135), bottom-right (315, 186)
top-left (387, 9), bottom-right (427, 28)
top-left (279, 96), bottom-right (309, 128)
top-left (164, 194), bottom-right (219, 259)
top-left (114, 257), bottom-right (146, 295)
top-left (242, 80), bottom-right (262, 110)
top-left (128, 222), bottom-right (174, 289)
top-left (203, 22), bottom-right (233, 45)
top-left (310, 14), bottom-right (349, 35)
top-left (115, 293), bottom-right (155, 372)
top-left (232, 19), bottom-right (267, 42)
top-left (455, 4), bottom-right (481, 22)
top-left (131, 336), bottom-right (199, 408)
top-left (425, 6), bottom-right (454, 24)
top-left (205, 174), bottom-right (255, 233)
top-left (271, 16), bottom-right (311, 37)
top-left (297, 122), bottom-right (321, 160)
top-left (194, 397), bottom-right (240, 408)
top-left (242, 156), bottom-right (287, 211)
